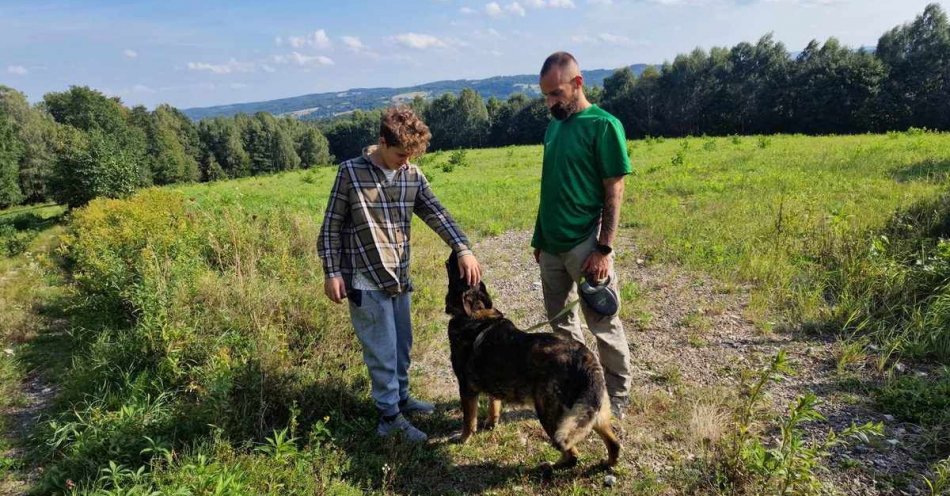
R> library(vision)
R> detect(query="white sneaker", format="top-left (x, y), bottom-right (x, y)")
top-left (610, 396), bottom-right (628, 421)
top-left (400, 397), bottom-right (435, 415)
top-left (377, 414), bottom-right (428, 443)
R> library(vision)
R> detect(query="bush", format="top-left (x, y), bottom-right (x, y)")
top-left (0, 223), bottom-right (38, 257)
top-left (824, 191), bottom-right (950, 363)
top-left (49, 128), bottom-right (147, 208)
top-left (40, 189), bottom-right (368, 491)
top-left (61, 189), bottom-right (203, 321)
top-left (875, 369), bottom-right (950, 456)
top-left (448, 148), bottom-right (469, 168)
top-left (724, 352), bottom-right (882, 494)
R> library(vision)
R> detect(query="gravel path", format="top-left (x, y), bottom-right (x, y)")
top-left (415, 230), bottom-right (929, 495)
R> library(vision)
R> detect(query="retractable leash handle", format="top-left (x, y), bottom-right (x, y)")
top-left (578, 273), bottom-right (620, 318)
top-left (579, 274), bottom-right (612, 295)
top-left (523, 274), bottom-right (619, 332)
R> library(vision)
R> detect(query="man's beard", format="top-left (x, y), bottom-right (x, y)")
top-left (550, 98), bottom-right (579, 121)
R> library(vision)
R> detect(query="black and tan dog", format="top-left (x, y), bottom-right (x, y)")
top-left (444, 251), bottom-right (620, 470)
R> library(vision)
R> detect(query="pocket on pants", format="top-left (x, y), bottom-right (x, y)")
top-left (347, 288), bottom-right (363, 307)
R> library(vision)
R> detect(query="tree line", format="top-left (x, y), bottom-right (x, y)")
top-left (0, 86), bottom-right (332, 208)
top-left (317, 4), bottom-right (950, 154)
top-left (0, 3), bottom-right (948, 209)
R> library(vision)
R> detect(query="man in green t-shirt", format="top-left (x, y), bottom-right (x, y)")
top-left (532, 51), bottom-right (633, 419)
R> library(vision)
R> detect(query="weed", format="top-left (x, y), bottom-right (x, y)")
top-left (726, 352), bottom-right (882, 494)
top-left (448, 148), bottom-right (469, 168)
top-left (924, 456), bottom-right (950, 495)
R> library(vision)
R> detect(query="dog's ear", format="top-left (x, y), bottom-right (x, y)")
top-left (461, 282), bottom-right (493, 316)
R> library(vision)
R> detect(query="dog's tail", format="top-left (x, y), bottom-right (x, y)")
top-left (553, 371), bottom-right (621, 466)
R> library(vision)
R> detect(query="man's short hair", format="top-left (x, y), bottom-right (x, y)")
top-left (540, 51), bottom-right (579, 77)
top-left (380, 106), bottom-right (431, 157)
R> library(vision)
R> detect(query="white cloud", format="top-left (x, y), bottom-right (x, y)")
top-left (598, 33), bottom-right (634, 45)
top-left (131, 84), bottom-right (155, 93)
top-left (186, 58), bottom-right (255, 74)
top-left (275, 36), bottom-right (283, 46)
top-left (460, 6), bottom-right (476, 14)
top-left (340, 35), bottom-right (381, 58)
top-left (123, 49), bottom-right (138, 58)
top-left (229, 83), bottom-right (248, 89)
top-left (486, 1), bottom-right (527, 17)
top-left (763, 0), bottom-right (847, 5)
top-left (342, 35), bottom-right (365, 51)
top-left (261, 64), bottom-right (276, 73)
top-left (6, 65), bottom-right (28, 76)
top-left (274, 52), bottom-right (335, 66)
top-left (643, 0), bottom-right (710, 4)
top-left (393, 32), bottom-right (448, 49)
top-left (571, 32), bottom-right (646, 47)
top-left (508, 2), bottom-right (526, 15)
top-left (520, 0), bottom-right (576, 7)
top-left (288, 29), bottom-right (332, 49)
top-left (473, 28), bottom-right (507, 40)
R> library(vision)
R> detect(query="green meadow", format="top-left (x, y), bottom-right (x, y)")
top-left (2, 131), bottom-right (950, 494)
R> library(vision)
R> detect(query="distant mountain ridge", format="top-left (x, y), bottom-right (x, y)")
top-left (181, 65), bottom-right (651, 121)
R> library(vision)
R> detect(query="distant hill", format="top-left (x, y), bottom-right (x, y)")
top-left (181, 65), bottom-right (651, 121)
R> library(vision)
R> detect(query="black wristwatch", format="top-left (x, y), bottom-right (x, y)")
top-left (596, 243), bottom-right (613, 255)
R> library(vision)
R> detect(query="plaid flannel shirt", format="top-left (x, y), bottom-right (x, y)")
top-left (317, 148), bottom-right (473, 295)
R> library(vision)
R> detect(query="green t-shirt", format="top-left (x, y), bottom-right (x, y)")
top-left (531, 105), bottom-right (631, 254)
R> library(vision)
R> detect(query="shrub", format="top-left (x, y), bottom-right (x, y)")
top-left (875, 369), bottom-right (950, 456)
top-left (448, 148), bottom-right (469, 168)
top-left (41, 189), bottom-right (367, 490)
top-left (49, 128), bottom-right (148, 208)
top-left (724, 352), bottom-right (882, 493)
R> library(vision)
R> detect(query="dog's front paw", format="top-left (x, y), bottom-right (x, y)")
top-left (483, 419), bottom-right (498, 431)
top-left (453, 430), bottom-right (473, 444)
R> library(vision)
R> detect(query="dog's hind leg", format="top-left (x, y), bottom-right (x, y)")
top-left (592, 404), bottom-right (621, 467)
top-left (485, 397), bottom-right (502, 430)
top-left (459, 393), bottom-right (479, 443)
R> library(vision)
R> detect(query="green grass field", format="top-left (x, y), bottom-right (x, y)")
top-left (2, 131), bottom-right (950, 494)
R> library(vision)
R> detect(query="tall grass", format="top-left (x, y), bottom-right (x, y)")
top-left (9, 131), bottom-right (950, 492)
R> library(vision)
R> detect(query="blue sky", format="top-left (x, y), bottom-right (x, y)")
top-left (1, 0), bottom-right (946, 109)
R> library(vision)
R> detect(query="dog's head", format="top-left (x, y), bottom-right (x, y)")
top-left (445, 251), bottom-right (501, 319)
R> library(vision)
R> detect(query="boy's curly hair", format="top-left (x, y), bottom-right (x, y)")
top-left (380, 106), bottom-right (431, 157)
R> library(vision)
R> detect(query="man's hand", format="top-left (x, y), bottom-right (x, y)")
top-left (458, 253), bottom-right (482, 286)
top-left (324, 276), bottom-right (347, 304)
top-left (533, 248), bottom-right (541, 264)
top-left (582, 251), bottom-right (611, 283)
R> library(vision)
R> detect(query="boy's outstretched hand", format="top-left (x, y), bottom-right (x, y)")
top-left (458, 253), bottom-right (482, 286)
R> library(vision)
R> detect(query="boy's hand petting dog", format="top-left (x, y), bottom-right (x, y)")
top-left (457, 253), bottom-right (482, 286)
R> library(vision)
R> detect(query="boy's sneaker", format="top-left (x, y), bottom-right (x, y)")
top-left (377, 414), bottom-right (428, 443)
top-left (610, 396), bottom-right (629, 421)
top-left (399, 396), bottom-right (435, 415)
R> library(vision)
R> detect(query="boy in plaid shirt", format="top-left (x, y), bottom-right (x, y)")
top-left (318, 107), bottom-right (481, 442)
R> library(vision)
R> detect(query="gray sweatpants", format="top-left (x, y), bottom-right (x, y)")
top-left (348, 289), bottom-right (413, 417)
top-left (539, 233), bottom-right (633, 399)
